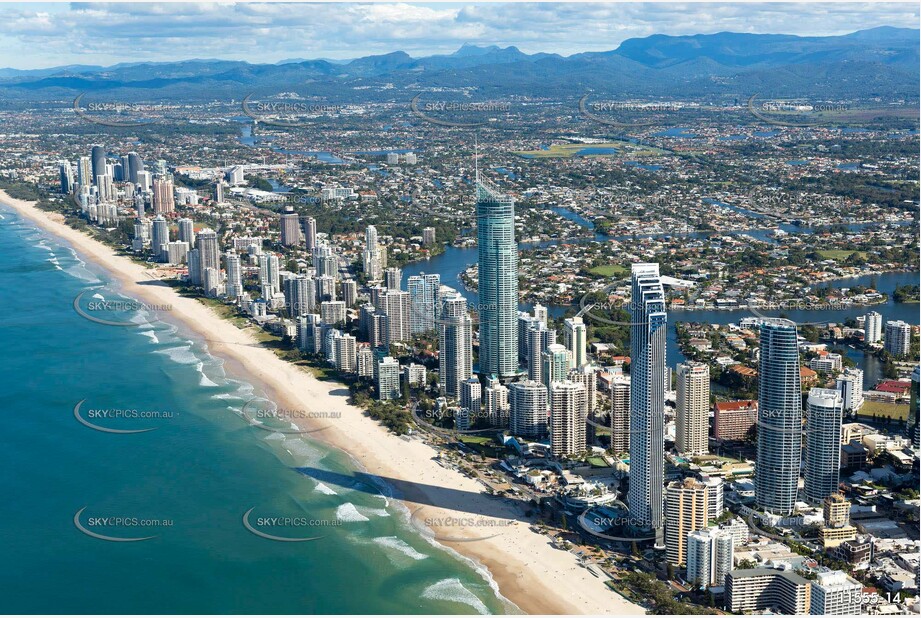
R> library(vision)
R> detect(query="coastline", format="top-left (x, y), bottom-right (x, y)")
top-left (1, 190), bottom-right (643, 616)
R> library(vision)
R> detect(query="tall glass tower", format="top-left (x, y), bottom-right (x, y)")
top-left (804, 387), bottom-right (844, 505)
top-left (627, 263), bottom-right (667, 543)
top-left (476, 178), bottom-right (518, 379)
top-left (755, 318), bottom-right (802, 515)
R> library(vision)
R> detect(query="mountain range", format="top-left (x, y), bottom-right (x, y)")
top-left (1, 27), bottom-right (917, 102)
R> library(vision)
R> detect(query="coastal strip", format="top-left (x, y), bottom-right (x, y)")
top-left (0, 189), bottom-right (643, 616)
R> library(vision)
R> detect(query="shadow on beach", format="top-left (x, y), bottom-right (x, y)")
top-left (294, 465), bottom-right (536, 523)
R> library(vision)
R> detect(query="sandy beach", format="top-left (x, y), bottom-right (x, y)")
top-left (2, 190), bottom-right (643, 616)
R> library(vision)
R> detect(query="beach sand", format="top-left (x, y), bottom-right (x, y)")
top-left (2, 190), bottom-right (643, 616)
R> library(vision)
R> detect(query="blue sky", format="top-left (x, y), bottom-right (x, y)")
top-left (1, 2), bottom-right (917, 69)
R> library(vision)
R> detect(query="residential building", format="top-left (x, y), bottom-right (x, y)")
top-left (804, 388), bottom-right (844, 505)
top-left (725, 569), bottom-right (811, 614)
top-left (550, 380), bottom-right (587, 458)
top-left (509, 380), bottom-right (548, 438)
top-left (629, 263), bottom-right (667, 541)
top-left (809, 570), bottom-right (861, 615)
top-left (676, 362), bottom-right (710, 455)
top-left (665, 478), bottom-right (709, 566)
top-left (476, 178), bottom-right (518, 378)
top-left (755, 318), bottom-right (802, 516)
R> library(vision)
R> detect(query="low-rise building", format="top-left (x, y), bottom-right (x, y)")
top-left (726, 568), bottom-right (811, 614)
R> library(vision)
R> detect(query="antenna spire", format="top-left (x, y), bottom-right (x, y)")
top-left (474, 135), bottom-right (479, 185)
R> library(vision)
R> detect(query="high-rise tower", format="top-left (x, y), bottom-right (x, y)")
top-left (627, 263), bottom-right (667, 543)
top-left (755, 318), bottom-right (802, 516)
top-left (476, 177), bottom-right (518, 378)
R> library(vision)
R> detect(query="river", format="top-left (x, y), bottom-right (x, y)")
top-left (402, 210), bottom-right (918, 387)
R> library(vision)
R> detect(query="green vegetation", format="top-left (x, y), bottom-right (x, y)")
top-left (587, 264), bottom-right (628, 277)
top-left (513, 141), bottom-right (666, 159)
top-left (618, 572), bottom-right (710, 614)
top-left (858, 400), bottom-right (910, 421)
top-left (585, 456), bottom-right (609, 468)
top-left (893, 284), bottom-right (920, 303)
top-left (816, 249), bottom-right (868, 261)
top-left (458, 435), bottom-right (505, 458)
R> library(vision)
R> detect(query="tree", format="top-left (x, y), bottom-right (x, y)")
top-left (631, 540), bottom-right (640, 557)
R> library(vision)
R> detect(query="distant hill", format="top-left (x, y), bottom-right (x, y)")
top-left (0, 28), bottom-right (916, 102)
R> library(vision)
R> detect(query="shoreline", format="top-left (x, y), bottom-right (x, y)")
top-left (1, 190), bottom-right (642, 616)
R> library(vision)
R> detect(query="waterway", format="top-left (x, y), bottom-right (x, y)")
top-left (402, 210), bottom-right (918, 385)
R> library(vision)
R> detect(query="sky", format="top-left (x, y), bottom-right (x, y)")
top-left (0, 2), bottom-right (917, 70)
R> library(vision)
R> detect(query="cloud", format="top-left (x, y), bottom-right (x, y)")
top-left (0, 2), bottom-right (916, 69)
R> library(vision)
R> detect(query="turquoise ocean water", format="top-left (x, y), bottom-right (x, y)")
top-left (0, 203), bottom-right (513, 615)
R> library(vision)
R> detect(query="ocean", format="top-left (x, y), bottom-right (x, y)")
top-left (0, 203), bottom-right (512, 615)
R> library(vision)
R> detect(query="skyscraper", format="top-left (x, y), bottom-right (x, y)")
top-left (628, 263), bottom-right (667, 540)
top-left (258, 253), bottom-right (280, 299)
top-left (562, 316), bottom-right (587, 369)
top-left (151, 215), bottom-right (170, 262)
top-left (527, 324), bottom-right (555, 383)
top-left (550, 380), bottom-right (587, 457)
top-left (609, 375), bottom-right (631, 454)
top-left (541, 343), bottom-right (571, 390)
top-left (91, 145), bottom-right (106, 184)
top-left (676, 362), bottom-right (710, 455)
top-left (59, 161), bottom-right (74, 194)
top-left (804, 387), bottom-right (844, 505)
top-left (312, 244), bottom-right (338, 279)
top-left (476, 178), bottom-right (518, 379)
top-left (177, 218), bottom-right (195, 246)
top-left (280, 209), bottom-right (301, 246)
top-left (884, 320), bottom-right (911, 357)
top-left (127, 152), bottom-right (144, 184)
top-left (665, 478), bottom-right (708, 566)
top-left (460, 378), bottom-right (482, 424)
top-left (224, 251), bottom-right (243, 300)
top-left (196, 229), bottom-right (221, 289)
top-left (363, 225), bottom-right (383, 280)
top-left (287, 274), bottom-right (315, 317)
top-left (509, 380), bottom-right (548, 437)
top-left (384, 267), bottom-right (402, 291)
top-left (755, 318), bottom-right (802, 516)
top-left (77, 156), bottom-right (92, 187)
top-left (380, 289), bottom-right (410, 344)
top-left (152, 177), bottom-right (175, 214)
top-left (835, 367), bottom-right (864, 413)
top-left (377, 357), bottom-right (401, 401)
top-left (407, 274), bottom-right (440, 334)
top-left (484, 376), bottom-right (510, 427)
top-left (438, 290), bottom-right (472, 398)
top-left (863, 311), bottom-right (883, 344)
top-left (686, 528), bottom-right (734, 589)
top-left (301, 216), bottom-right (317, 251)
